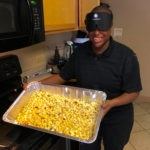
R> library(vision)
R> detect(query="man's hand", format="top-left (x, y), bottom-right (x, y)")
top-left (23, 81), bottom-right (40, 90)
top-left (23, 83), bottom-right (28, 90)
top-left (101, 100), bottom-right (114, 119)
top-left (100, 92), bottom-right (140, 120)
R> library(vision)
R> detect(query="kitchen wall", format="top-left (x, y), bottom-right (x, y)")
top-left (102, 0), bottom-right (150, 98)
top-left (0, 32), bottom-right (73, 78)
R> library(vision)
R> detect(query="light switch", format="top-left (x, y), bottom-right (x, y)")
top-left (113, 28), bottom-right (123, 39)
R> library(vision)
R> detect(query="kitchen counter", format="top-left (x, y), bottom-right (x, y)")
top-left (27, 73), bottom-right (52, 83)
top-left (21, 72), bottom-right (53, 84)
top-left (22, 72), bottom-right (77, 86)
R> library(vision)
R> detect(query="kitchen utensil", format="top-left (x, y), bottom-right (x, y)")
top-left (64, 41), bottom-right (74, 60)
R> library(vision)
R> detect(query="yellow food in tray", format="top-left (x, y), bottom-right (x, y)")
top-left (16, 90), bottom-right (100, 140)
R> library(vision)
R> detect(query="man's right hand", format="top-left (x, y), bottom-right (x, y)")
top-left (23, 83), bottom-right (28, 90)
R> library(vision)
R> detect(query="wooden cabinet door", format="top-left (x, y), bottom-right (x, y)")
top-left (79, 0), bottom-right (100, 29)
top-left (43, 0), bottom-right (78, 33)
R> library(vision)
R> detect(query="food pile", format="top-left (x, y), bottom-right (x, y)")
top-left (16, 90), bottom-right (100, 140)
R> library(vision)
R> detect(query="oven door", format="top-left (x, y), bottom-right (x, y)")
top-left (0, 0), bottom-right (32, 52)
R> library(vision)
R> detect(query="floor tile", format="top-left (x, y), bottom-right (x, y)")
top-left (147, 130), bottom-right (150, 135)
top-left (133, 103), bottom-right (148, 116)
top-left (124, 142), bottom-right (135, 150)
top-left (101, 142), bottom-right (104, 150)
top-left (135, 114), bottom-right (150, 130)
top-left (138, 102), bottom-right (150, 114)
top-left (130, 131), bottom-right (150, 150)
top-left (131, 121), bottom-right (145, 133)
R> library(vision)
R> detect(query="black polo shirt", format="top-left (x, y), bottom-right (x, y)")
top-left (60, 37), bottom-right (142, 123)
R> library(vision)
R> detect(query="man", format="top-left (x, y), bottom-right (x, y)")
top-left (29, 3), bottom-right (142, 150)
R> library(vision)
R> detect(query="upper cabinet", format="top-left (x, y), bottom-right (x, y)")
top-left (43, 0), bottom-right (100, 34)
top-left (79, 0), bottom-right (100, 29)
top-left (43, 0), bottom-right (78, 34)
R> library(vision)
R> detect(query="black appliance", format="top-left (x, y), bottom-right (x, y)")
top-left (0, 55), bottom-right (68, 150)
top-left (0, 0), bottom-right (45, 53)
top-left (0, 55), bottom-right (23, 118)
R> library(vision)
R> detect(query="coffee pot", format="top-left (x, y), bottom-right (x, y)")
top-left (64, 41), bottom-right (74, 60)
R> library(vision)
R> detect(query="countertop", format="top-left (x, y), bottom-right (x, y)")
top-left (23, 73), bottom-right (52, 83)
top-left (22, 72), bottom-right (77, 85)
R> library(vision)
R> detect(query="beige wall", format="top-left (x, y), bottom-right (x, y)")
top-left (0, 32), bottom-right (73, 77)
top-left (102, 0), bottom-right (150, 97)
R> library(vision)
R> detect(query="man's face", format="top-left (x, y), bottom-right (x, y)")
top-left (85, 12), bottom-right (113, 52)
top-left (88, 26), bottom-right (112, 50)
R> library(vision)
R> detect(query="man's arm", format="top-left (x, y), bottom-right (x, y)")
top-left (40, 74), bottom-right (66, 84)
top-left (23, 74), bottom-right (66, 90)
top-left (101, 92), bottom-right (140, 119)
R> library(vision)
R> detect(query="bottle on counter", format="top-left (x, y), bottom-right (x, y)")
top-left (53, 46), bottom-right (60, 65)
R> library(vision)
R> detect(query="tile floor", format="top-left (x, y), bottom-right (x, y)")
top-left (102, 96), bottom-right (150, 150)
top-left (124, 96), bottom-right (150, 150)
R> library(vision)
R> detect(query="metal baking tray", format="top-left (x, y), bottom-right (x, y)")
top-left (3, 82), bottom-right (106, 143)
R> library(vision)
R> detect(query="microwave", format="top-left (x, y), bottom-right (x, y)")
top-left (0, 0), bottom-right (45, 53)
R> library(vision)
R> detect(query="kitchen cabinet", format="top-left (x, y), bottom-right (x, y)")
top-left (43, 0), bottom-right (100, 34)
top-left (79, 0), bottom-right (100, 29)
top-left (43, 0), bottom-right (78, 34)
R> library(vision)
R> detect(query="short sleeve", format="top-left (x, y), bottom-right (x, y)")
top-left (121, 52), bottom-right (142, 93)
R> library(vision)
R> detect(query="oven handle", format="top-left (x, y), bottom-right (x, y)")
top-left (0, 143), bottom-right (16, 150)
top-left (0, 144), bottom-right (7, 149)
top-left (0, 87), bottom-right (22, 99)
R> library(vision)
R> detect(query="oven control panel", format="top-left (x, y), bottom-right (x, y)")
top-left (0, 55), bottom-right (22, 81)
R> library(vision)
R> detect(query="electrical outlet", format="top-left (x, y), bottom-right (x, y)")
top-left (113, 28), bottom-right (123, 39)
